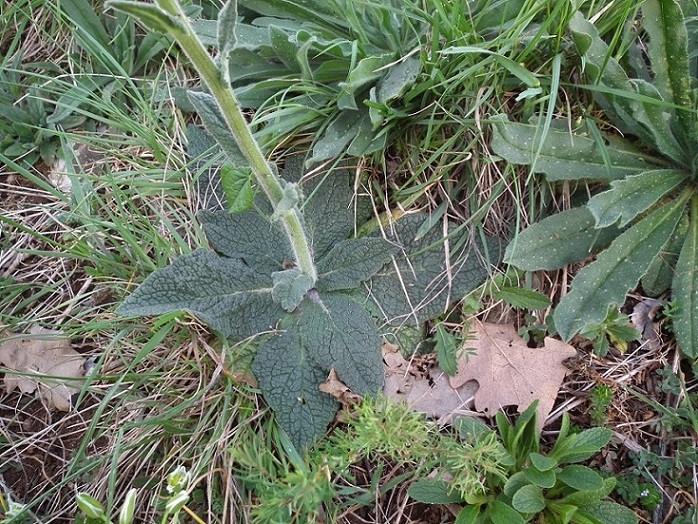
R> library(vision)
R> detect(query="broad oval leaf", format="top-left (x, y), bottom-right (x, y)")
top-left (587, 169), bottom-right (685, 228)
top-left (505, 207), bottom-right (621, 271)
top-left (488, 500), bottom-right (526, 524)
top-left (512, 484), bottom-right (546, 514)
top-left (557, 465), bottom-right (604, 491)
top-left (523, 465), bottom-right (556, 488)
top-left (554, 196), bottom-right (687, 341)
top-left (672, 195), bottom-right (698, 358)
top-left (117, 248), bottom-right (283, 340)
top-left (529, 452), bottom-right (558, 471)
top-left (252, 328), bottom-right (338, 450)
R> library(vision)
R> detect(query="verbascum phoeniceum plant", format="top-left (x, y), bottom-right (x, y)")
top-left (106, 0), bottom-right (500, 449)
top-left (493, 0), bottom-right (698, 361)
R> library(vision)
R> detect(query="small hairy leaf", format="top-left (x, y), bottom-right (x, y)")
top-left (198, 209), bottom-right (291, 274)
top-left (587, 170), bottom-right (685, 228)
top-left (117, 249), bottom-right (283, 340)
top-left (491, 116), bottom-right (650, 181)
top-left (557, 465), bottom-right (604, 491)
top-left (317, 237), bottom-right (399, 292)
top-left (299, 294), bottom-right (383, 395)
top-left (187, 91), bottom-right (246, 166)
top-left (523, 465), bottom-right (556, 488)
top-left (554, 197), bottom-right (686, 341)
top-left (106, 1), bottom-right (182, 34)
top-left (220, 164), bottom-right (254, 214)
top-left (217, 0), bottom-right (237, 57)
top-left (672, 196), bottom-right (698, 358)
top-left (433, 323), bottom-right (459, 376)
top-left (271, 268), bottom-right (313, 312)
top-left (407, 479), bottom-right (464, 504)
top-left (529, 452), bottom-right (557, 471)
top-left (375, 57), bottom-right (421, 103)
top-left (505, 207), bottom-right (621, 271)
top-left (511, 484), bottom-right (545, 514)
top-left (369, 215), bottom-right (500, 325)
top-left (552, 427), bottom-right (612, 464)
top-left (252, 328), bottom-right (338, 450)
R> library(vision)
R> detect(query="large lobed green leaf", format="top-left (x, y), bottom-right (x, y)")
top-left (672, 196), bottom-right (698, 358)
top-left (368, 215), bottom-right (501, 326)
top-left (504, 207), bottom-right (621, 271)
top-left (117, 249), bottom-right (283, 340)
top-left (554, 197), bottom-right (687, 341)
top-left (490, 116), bottom-right (652, 181)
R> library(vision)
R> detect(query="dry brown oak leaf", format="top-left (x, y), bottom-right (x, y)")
top-left (0, 326), bottom-right (85, 411)
top-left (450, 321), bottom-right (577, 427)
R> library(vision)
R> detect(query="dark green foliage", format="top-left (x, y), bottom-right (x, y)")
top-left (409, 402), bottom-right (638, 524)
top-left (494, 3), bottom-right (698, 360)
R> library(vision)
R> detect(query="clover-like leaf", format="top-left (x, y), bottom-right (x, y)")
top-left (317, 237), bottom-right (399, 292)
top-left (299, 294), bottom-right (383, 395)
top-left (271, 267), bottom-right (313, 312)
top-left (252, 325), bottom-right (338, 450)
top-left (117, 248), bottom-right (283, 340)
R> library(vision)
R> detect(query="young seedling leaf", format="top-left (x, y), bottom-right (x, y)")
top-left (554, 197), bottom-right (686, 341)
top-left (672, 196), bottom-right (698, 358)
top-left (117, 249), bottom-right (282, 340)
top-left (407, 479), bottom-right (464, 504)
top-left (492, 287), bottom-right (552, 310)
top-left (220, 164), bottom-right (255, 214)
top-left (505, 207), bottom-right (621, 271)
top-left (490, 116), bottom-right (650, 181)
top-left (217, 0), bottom-right (237, 57)
top-left (299, 294), bottom-right (383, 395)
top-left (0, 326), bottom-right (85, 411)
top-left (252, 327), bottom-right (338, 450)
top-left (587, 169), bottom-right (685, 228)
top-left (272, 267), bottom-right (314, 312)
top-left (316, 237), bottom-right (399, 292)
top-left (433, 323), bottom-right (459, 376)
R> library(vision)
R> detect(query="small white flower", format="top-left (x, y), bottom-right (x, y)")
top-left (166, 466), bottom-right (190, 494)
top-left (640, 489), bottom-right (650, 498)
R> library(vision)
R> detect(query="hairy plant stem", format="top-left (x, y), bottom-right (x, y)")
top-left (155, 0), bottom-right (317, 283)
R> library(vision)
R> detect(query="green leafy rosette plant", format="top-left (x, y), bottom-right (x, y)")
top-left (492, 1), bottom-right (698, 359)
top-left (107, 0), bottom-right (499, 449)
top-left (409, 402), bottom-right (638, 524)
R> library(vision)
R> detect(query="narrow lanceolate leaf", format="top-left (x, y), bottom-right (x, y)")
top-left (587, 169), bottom-right (685, 228)
top-left (117, 249), bottom-right (283, 340)
top-left (106, 1), bottom-right (182, 35)
top-left (577, 500), bottom-right (639, 524)
top-left (316, 237), bottom-right (399, 292)
top-left (492, 287), bottom-right (552, 310)
top-left (642, 0), bottom-right (695, 146)
top-left (217, 0), bottom-right (238, 84)
top-left (187, 91), bottom-right (246, 166)
top-left (253, 328), bottom-right (338, 450)
top-left (505, 207), bottom-right (621, 271)
top-left (490, 116), bottom-right (650, 181)
top-left (672, 195), bottom-right (698, 358)
top-left (554, 197), bottom-right (687, 341)
top-left (299, 294), bottom-right (383, 395)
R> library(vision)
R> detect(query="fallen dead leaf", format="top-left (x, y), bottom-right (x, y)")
top-left (0, 326), bottom-right (85, 411)
top-left (383, 342), bottom-right (479, 423)
top-left (630, 298), bottom-right (664, 352)
top-left (320, 369), bottom-right (362, 407)
top-left (450, 321), bottom-right (577, 427)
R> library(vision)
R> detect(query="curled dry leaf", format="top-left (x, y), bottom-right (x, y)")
top-left (630, 298), bottom-right (664, 352)
top-left (0, 326), bottom-right (85, 411)
top-left (450, 321), bottom-right (577, 427)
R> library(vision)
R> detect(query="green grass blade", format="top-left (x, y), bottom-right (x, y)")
top-left (554, 193), bottom-right (690, 340)
top-left (672, 195), bottom-right (698, 359)
top-left (642, 0), bottom-right (696, 148)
